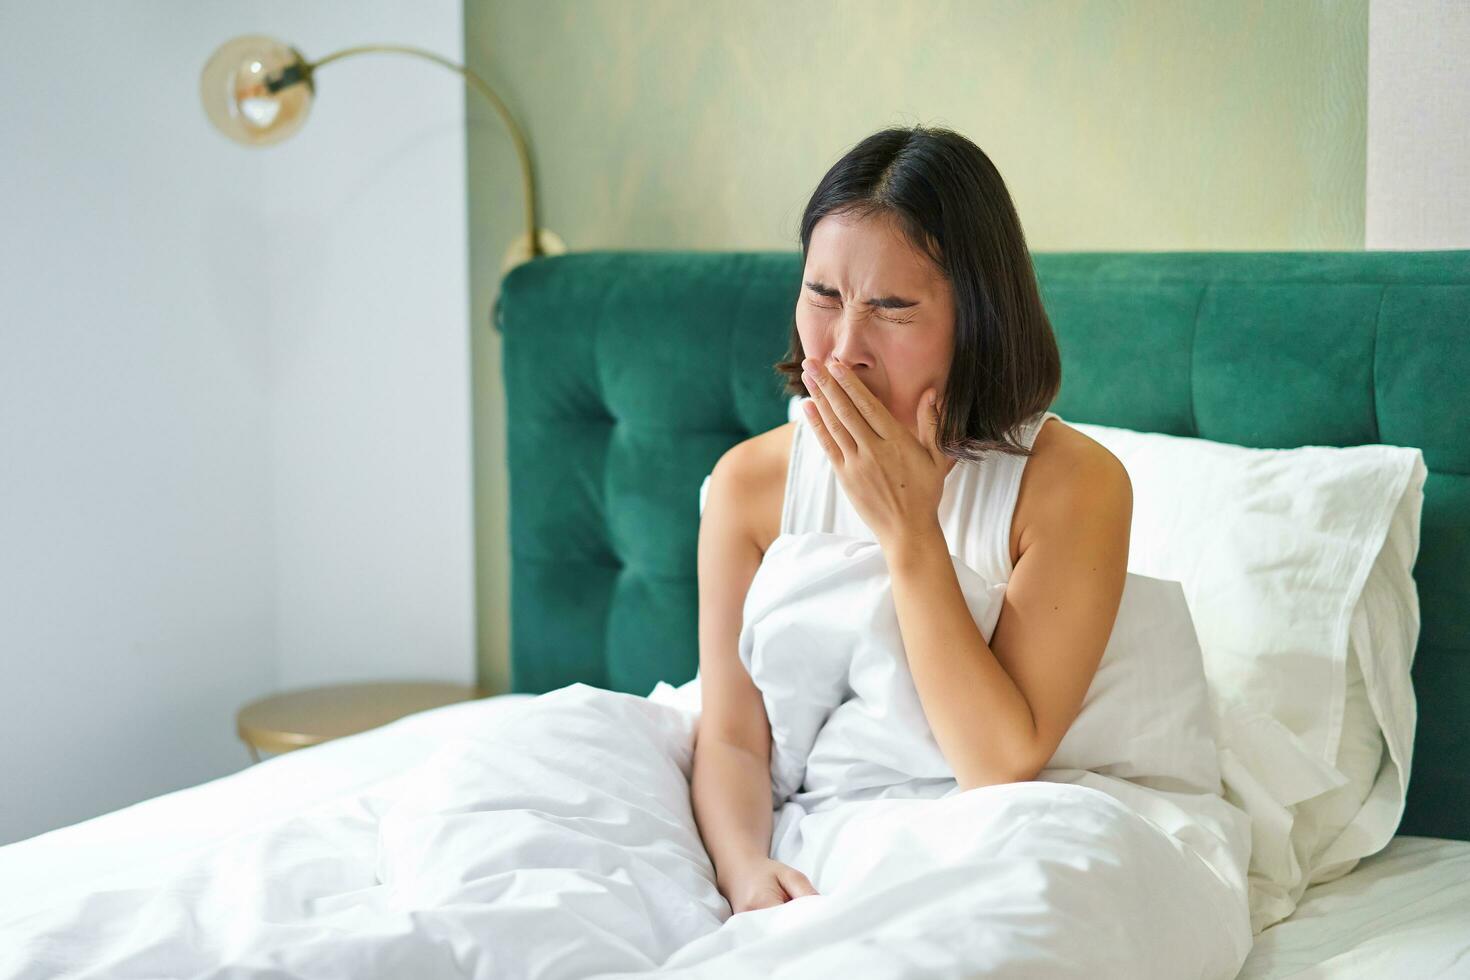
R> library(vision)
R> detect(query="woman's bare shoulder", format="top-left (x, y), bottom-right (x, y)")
top-left (1037, 418), bottom-right (1128, 488)
top-left (711, 420), bottom-right (795, 555)
top-left (1013, 418), bottom-right (1132, 564)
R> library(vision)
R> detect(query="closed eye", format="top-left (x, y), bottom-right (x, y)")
top-left (807, 298), bottom-right (912, 324)
top-left (804, 279), bottom-right (920, 312)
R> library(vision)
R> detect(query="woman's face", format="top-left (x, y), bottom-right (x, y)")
top-left (796, 210), bottom-right (955, 439)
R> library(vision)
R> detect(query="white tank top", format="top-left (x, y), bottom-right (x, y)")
top-left (780, 395), bottom-right (1061, 585)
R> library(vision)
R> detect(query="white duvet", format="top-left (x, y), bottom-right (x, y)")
top-left (1, 533), bottom-right (1254, 979)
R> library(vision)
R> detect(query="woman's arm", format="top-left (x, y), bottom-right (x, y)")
top-left (689, 443), bottom-right (778, 881)
top-left (887, 444), bottom-right (1131, 791)
top-left (796, 357), bottom-right (1131, 790)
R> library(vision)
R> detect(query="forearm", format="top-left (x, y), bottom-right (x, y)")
top-left (885, 524), bottom-right (1039, 790)
top-left (690, 737), bottom-right (774, 881)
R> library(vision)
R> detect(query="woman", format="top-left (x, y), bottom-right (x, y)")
top-left (691, 125), bottom-right (1133, 915)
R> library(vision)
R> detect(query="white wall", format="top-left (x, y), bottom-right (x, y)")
top-left (0, 2), bottom-right (474, 845)
top-left (1367, 0), bottom-right (1470, 247)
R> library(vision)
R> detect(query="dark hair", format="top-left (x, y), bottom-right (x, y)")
top-left (775, 125), bottom-right (1061, 462)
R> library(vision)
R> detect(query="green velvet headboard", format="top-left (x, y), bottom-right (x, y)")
top-left (492, 249), bottom-right (1469, 841)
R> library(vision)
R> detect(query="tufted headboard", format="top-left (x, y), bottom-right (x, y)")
top-left (492, 249), bottom-right (1470, 841)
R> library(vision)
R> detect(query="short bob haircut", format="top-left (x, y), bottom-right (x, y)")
top-left (774, 125), bottom-right (1062, 462)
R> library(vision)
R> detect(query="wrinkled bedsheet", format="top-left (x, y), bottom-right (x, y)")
top-left (2, 680), bottom-right (1250, 979)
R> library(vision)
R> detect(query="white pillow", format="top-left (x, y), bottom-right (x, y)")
top-left (1044, 572), bottom-right (1223, 794)
top-left (1069, 419), bottom-right (1426, 932)
top-left (1303, 474), bottom-right (1424, 882)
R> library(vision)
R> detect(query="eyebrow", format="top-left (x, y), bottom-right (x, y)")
top-left (804, 279), bottom-right (920, 310)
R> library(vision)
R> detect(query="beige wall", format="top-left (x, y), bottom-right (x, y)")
top-left (465, 0), bottom-right (1369, 692)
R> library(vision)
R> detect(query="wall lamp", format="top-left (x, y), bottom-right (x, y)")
top-left (200, 35), bottom-right (564, 273)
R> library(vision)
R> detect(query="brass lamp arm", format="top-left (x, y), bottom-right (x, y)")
top-left (296, 43), bottom-right (539, 258)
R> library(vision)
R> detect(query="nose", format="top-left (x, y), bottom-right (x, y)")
top-left (826, 312), bottom-right (874, 371)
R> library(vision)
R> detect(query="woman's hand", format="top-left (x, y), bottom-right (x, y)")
top-left (799, 356), bottom-right (948, 549)
top-left (717, 856), bottom-right (819, 914)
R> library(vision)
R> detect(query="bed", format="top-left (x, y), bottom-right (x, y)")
top-left (2, 249), bottom-right (1467, 977)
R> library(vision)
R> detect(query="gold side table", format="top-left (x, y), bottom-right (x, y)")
top-left (236, 680), bottom-right (486, 763)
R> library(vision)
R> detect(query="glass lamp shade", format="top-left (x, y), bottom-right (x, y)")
top-left (200, 35), bottom-right (313, 146)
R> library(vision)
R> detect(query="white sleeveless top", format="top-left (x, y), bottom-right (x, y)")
top-left (780, 395), bottom-right (1061, 582)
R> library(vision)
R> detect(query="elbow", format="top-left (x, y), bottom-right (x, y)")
top-left (1012, 740), bottom-right (1050, 784)
top-left (953, 761), bottom-right (1041, 794)
top-left (1012, 759), bottom-right (1045, 785)
top-left (952, 741), bottom-right (1047, 793)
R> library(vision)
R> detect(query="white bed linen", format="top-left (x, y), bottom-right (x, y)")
top-left (1236, 835), bottom-right (1470, 978)
top-left (0, 693), bottom-right (536, 924)
top-left (0, 690), bottom-right (1466, 978)
top-left (1, 682), bottom-right (1245, 979)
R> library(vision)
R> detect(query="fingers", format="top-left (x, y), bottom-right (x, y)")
top-left (802, 371), bottom-right (857, 459)
top-left (824, 359), bottom-right (894, 439)
top-left (919, 387), bottom-right (942, 460)
top-left (777, 865), bottom-right (819, 898)
top-left (728, 867), bottom-right (819, 914)
top-left (747, 885), bottom-right (787, 912)
top-left (799, 398), bottom-right (843, 465)
top-left (801, 358), bottom-right (874, 451)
